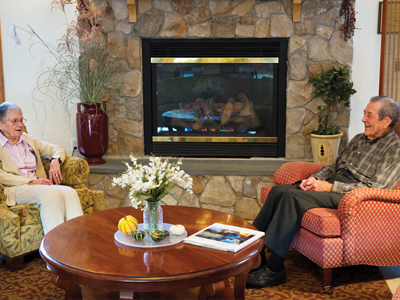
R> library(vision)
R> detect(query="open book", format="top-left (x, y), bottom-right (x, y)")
top-left (183, 223), bottom-right (265, 253)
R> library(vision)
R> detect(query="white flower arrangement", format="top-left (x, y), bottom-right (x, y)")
top-left (112, 156), bottom-right (193, 209)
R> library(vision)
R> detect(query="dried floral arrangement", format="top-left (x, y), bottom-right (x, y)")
top-left (336, 0), bottom-right (357, 41)
top-left (7, 0), bottom-right (124, 113)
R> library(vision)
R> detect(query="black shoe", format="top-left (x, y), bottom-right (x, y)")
top-left (246, 265), bottom-right (286, 289)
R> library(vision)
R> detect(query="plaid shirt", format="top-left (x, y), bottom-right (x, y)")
top-left (313, 128), bottom-right (400, 194)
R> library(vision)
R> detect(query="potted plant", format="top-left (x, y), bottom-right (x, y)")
top-left (8, 0), bottom-right (124, 165)
top-left (308, 66), bottom-right (357, 164)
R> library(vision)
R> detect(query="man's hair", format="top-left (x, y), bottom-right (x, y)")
top-left (370, 96), bottom-right (400, 128)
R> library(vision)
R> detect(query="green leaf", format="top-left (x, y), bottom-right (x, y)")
top-left (156, 182), bottom-right (175, 201)
top-left (138, 194), bottom-right (152, 202)
top-left (308, 66), bottom-right (356, 135)
top-left (168, 192), bottom-right (179, 202)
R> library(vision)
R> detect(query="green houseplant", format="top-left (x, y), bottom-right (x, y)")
top-left (308, 67), bottom-right (357, 164)
top-left (8, 0), bottom-right (124, 165)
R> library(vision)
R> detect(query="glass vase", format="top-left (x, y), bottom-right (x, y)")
top-left (143, 200), bottom-right (163, 234)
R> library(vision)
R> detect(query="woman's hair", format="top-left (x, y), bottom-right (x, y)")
top-left (0, 102), bottom-right (23, 123)
top-left (370, 96), bottom-right (400, 128)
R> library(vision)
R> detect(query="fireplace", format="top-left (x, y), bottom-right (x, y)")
top-left (143, 38), bottom-right (288, 158)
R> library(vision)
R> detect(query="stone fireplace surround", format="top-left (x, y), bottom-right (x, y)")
top-left (87, 0), bottom-right (354, 222)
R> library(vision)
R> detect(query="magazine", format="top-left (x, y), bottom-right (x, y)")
top-left (183, 223), bottom-right (265, 253)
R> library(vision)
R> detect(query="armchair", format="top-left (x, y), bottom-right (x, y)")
top-left (393, 284), bottom-right (400, 300)
top-left (0, 156), bottom-right (105, 271)
top-left (260, 123), bottom-right (400, 293)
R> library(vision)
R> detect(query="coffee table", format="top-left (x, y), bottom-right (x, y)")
top-left (39, 206), bottom-right (263, 300)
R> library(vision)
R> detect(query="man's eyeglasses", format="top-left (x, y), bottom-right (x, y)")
top-left (6, 118), bottom-right (27, 125)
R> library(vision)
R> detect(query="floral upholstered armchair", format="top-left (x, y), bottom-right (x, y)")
top-left (260, 122), bottom-right (400, 294)
top-left (0, 156), bottom-right (105, 271)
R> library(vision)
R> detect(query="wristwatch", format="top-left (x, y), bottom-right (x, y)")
top-left (50, 155), bottom-right (62, 164)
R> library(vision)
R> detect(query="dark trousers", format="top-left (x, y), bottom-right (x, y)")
top-left (253, 180), bottom-right (344, 258)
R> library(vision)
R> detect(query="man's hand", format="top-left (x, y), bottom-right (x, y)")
top-left (300, 176), bottom-right (333, 192)
top-left (299, 176), bottom-right (317, 190)
top-left (49, 159), bottom-right (62, 185)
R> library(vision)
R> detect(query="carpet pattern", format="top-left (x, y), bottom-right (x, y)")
top-left (0, 248), bottom-right (393, 300)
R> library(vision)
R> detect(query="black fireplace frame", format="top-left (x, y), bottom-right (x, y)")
top-left (143, 38), bottom-right (288, 158)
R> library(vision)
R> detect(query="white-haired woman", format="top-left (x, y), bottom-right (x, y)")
top-left (0, 102), bottom-right (83, 234)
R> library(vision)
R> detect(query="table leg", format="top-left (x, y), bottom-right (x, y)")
top-left (51, 273), bottom-right (82, 300)
top-left (120, 291), bottom-right (140, 300)
top-left (234, 269), bottom-right (250, 300)
top-left (198, 280), bottom-right (228, 300)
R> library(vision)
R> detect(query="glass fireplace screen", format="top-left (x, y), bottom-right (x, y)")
top-left (152, 57), bottom-right (279, 143)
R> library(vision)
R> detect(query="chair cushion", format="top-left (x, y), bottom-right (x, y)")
top-left (291, 228), bottom-right (343, 268)
top-left (301, 208), bottom-right (341, 237)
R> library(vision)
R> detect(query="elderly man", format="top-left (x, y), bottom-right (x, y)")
top-left (0, 102), bottom-right (83, 235)
top-left (246, 96), bottom-right (400, 289)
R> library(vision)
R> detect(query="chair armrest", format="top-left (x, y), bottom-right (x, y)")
top-left (338, 188), bottom-right (400, 216)
top-left (0, 183), bottom-right (21, 256)
top-left (273, 162), bottom-right (325, 185)
top-left (60, 156), bottom-right (90, 186)
top-left (337, 188), bottom-right (400, 265)
top-left (75, 189), bottom-right (105, 214)
top-left (43, 156), bottom-right (90, 187)
top-left (0, 201), bottom-right (21, 254)
top-left (0, 184), bottom-right (6, 206)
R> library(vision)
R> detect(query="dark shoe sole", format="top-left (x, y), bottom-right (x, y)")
top-left (246, 277), bottom-right (286, 289)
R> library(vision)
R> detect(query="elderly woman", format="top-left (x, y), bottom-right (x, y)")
top-left (0, 102), bottom-right (83, 234)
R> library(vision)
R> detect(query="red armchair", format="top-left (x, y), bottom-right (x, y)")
top-left (393, 284), bottom-right (400, 300)
top-left (260, 123), bottom-right (400, 293)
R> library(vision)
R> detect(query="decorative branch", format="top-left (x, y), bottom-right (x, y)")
top-left (336, 0), bottom-right (357, 41)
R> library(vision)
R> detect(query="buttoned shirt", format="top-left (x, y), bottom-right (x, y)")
top-left (313, 128), bottom-right (400, 194)
top-left (0, 132), bottom-right (37, 180)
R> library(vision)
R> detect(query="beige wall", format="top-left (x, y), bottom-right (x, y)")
top-left (350, 0), bottom-right (382, 137)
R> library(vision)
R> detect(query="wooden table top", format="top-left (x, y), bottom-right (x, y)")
top-left (40, 206), bottom-right (263, 293)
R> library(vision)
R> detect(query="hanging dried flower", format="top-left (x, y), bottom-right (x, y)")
top-left (336, 0), bottom-right (357, 41)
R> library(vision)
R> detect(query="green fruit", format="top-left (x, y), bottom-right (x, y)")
top-left (151, 230), bottom-right (170, 242)
top-left (132, 230), bottom-right (146, 241)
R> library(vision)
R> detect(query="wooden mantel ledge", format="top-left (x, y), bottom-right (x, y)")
top-left (89, 157), bottom-right (309, 176)
top-left (126, 0), bottom-right (301, 23)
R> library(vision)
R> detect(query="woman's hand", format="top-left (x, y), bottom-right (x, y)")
top-left (29, 178), bottom-right (51, 185)
top-left (49, 159), bottom-right (62, 185)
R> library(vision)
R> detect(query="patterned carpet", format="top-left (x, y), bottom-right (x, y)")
top-left (0, 248), bottom-right (393, 300)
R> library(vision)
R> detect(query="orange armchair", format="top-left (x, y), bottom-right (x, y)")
top-left (260, 122), bottom-right (400, 293)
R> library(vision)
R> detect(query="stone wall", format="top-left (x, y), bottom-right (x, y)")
top-left (88, 0), bottom-right (354, 220)
top-left (88, 172), bottom-right (274, 223)
top-left (95, 0), bottom-right (353, 160)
